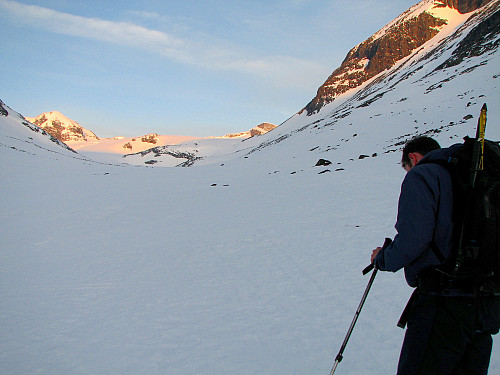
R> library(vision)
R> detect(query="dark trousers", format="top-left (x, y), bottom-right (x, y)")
top-left (397, 292), bottom-right (500, 375)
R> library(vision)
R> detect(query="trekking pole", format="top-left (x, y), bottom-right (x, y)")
top-left (328, 238), bottom-right (392, 375)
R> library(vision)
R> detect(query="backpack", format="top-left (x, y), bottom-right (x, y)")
top-left (419, 108), bottom-right (500, 296)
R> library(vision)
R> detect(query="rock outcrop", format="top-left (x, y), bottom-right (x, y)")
top-left (26, 111), bottom-right (99, 143)
top-left (303, 0), bottom-right (494, 115)
top-left (222, 122), bottom-right (277, 138)
top-left (249, 123), bottom-right (277, 137)
top-left (440, 0), bottom-right (493, 14)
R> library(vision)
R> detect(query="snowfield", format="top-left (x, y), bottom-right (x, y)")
top-left (0, 118), bottom-right (410, 374)
top-left (1, 95), bottom-right (498, 375)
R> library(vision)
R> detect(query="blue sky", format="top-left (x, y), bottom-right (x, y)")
top-left (1, 0), bottom-right (418, 137)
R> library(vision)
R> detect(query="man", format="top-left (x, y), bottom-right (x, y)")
top-left (371, 136), bottom-right (499, 375)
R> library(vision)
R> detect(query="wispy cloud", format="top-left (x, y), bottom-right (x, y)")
top-left (0, 0), bottom-right (326, 88)
top-left (0, 0), bottom-right (186, 60)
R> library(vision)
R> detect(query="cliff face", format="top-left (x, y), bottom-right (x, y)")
top-left (303, 0), bottom-right (493, 115)
top-left (441, 0), bottom-right (493, 13)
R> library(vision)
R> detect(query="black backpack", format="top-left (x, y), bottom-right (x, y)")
top-left (420, 106), bottom-right (500, 296)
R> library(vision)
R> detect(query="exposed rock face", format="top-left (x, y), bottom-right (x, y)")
top-left (249, 123), bottom-right (277, 136)
top-left (436, 5), bottom-right (500, 69)
top-left (26, 111), bottom-right (99, 143)
top-left (440, 0), bottom-right (493, 13)
top-left (303, 0), bottom-right (493, 115)
top-left (222, 122), bottom-right (277, 138)
top-left (1, 100), bottom-right (78, 153)
top-left (140, 133), bottom-right (159, 144)
top-left (0, 100), bottom-right (9, 117)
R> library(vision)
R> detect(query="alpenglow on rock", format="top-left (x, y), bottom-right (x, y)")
top-left (303, 0), bottom-right (494, 115)
top-left (26, 111), bottom-right (99, 143)
top-left (249, 123), bottom-right (277, 137)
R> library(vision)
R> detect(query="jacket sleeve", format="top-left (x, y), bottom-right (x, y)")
top-left (374, 167), bottom-right (438, 274)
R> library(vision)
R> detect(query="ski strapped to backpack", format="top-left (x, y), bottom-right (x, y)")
top-left (419, 104), bottom-right (500, 296)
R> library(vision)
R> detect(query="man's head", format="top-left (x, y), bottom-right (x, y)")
top-left (401, 136), bottom-right (441, 171)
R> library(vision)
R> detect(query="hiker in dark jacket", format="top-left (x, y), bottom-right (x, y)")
top-left (371, 136), bottom-right (499, 375)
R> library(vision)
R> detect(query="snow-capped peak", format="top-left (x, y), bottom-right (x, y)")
top-left (26, 111), bottom-right (99, 143)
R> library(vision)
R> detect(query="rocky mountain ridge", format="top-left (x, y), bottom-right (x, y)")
top-left (230, 0), bottom-right (499, 173)
top-left (303, 0), bottom-right (494, 115)
top-left (26, 111), bottom-right (99, 143)
top-left (442, 0), bottom-right (493, 13)
top-left (25, 111), bottom-right (277, 152)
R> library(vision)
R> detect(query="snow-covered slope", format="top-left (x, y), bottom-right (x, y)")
top-left (211, 0), bottom-right (500, 171)
top-left (303, 0), bottom-right (494, 114)
top-left (71, 133), bottom-right (201, 155)
top-left (1, 1), bottom-right (499, 374)
top-left (1, 101), bottom-right (78, 157)
top-left (0, 100), bottom-right (408, 375)
top-left (0, 101), bottom-right (137, 168)
top-left (121, 137), bottom-right (249, 167)
top-left (220, 122), bottom-right (278, 138)
top-left (25, 110), bottom-right (201, 155)
top-left (116, 0), bottom-right (499, 169)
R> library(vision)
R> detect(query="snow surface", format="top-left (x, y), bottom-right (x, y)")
top-left (1, 1), bottom-right (500, 373)
top-left (0, 106), bottom-right (411, 374)
top-left (69, 134), bottom-right (201, 154)
top-left (2, 99), bottom-right (498, 375)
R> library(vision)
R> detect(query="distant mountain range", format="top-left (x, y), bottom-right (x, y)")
top-left (25, 111), bottom-right (277, 154)
top-left (2, 0), bottom-right (499, 168)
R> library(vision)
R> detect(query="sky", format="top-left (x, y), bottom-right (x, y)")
top-left (0, 0), bottom-right (419, 137)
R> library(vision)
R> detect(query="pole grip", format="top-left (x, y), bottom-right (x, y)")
top-left (362, 263), bottom-right (373, 275)
top-left (362, 238), bottom-right (392, 275)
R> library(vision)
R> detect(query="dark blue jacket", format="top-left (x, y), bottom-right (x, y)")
top-left (374, 145), bottom-right (462, 287)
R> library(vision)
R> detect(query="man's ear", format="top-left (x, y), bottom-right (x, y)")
top-left (413, 152), bottom-right (424, 164)
top-left (409, 152), bottom-right (418, 166)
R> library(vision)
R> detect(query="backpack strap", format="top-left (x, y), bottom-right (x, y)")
top-left (397, 288), bottom-right (419, 329)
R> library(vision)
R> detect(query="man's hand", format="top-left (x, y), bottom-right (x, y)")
top-left (371, 247), bottom-right (382, 263)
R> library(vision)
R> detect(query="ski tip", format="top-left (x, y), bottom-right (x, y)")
top-left (481, 103), bottom-right (487, 111)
